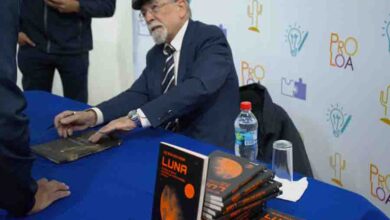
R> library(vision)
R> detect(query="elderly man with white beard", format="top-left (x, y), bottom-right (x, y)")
top-left (53, 0), bottom-right (240, 150)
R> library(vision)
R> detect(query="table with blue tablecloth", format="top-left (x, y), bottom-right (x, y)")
top-left (1, 91), bottom-right (387, 220)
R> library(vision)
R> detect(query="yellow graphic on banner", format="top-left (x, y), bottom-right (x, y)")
top-left (329, 152), bottom-right (345, 187)
top-left (370, 164), bottom-right (390, 204)
top-left (247, 0), bottom-right (262, 33)
top-left (241, 61), bottom-right (265, 85)
top-left (380, 85), bottom-right (390, 125)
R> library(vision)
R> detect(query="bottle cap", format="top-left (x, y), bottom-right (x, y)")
top-left (240, 101), bottom-right (252, 110)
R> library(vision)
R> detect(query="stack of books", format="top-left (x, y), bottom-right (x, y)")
top-left (202, 151), bottom-right (282, 220)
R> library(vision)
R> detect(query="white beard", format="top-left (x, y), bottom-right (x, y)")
top-left (148, 21), bottom-right (168, 45)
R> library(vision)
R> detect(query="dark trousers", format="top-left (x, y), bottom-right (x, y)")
top-left (18, 46), bottom-right (89, 103)
top-left (0, 0), bottom-right (37, 216)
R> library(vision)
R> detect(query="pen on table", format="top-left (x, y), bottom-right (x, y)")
top-left (47, 111), bottom-right (77, 130)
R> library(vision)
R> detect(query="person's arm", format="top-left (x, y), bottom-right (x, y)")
top-left (18, 0), bottom-right (36, 47)
top-left (54, 67), bottom-right (150, 138)
top-left (44, 0), bottom-right (115, 17)
top-left (78, 0), bottom-right (116, 17)
top-left (96, 53), bottom-right (152, 122)
top-left (141, 27), bottom-right (235, 127)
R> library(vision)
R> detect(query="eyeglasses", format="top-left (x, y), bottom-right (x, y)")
top-left (139, 1), bottom-right (174, 20)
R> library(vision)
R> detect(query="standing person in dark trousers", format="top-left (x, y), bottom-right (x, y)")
top-left (18, 0), bottom-right (116, 103)
top-left (0, 0), bottom-right (70, 216)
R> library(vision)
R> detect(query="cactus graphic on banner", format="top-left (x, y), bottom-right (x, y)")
top-left (329, 33), bottom-right (358, 71)
top-left (285, 24), bottom-right (309, 57)
top-left (380, 85), bottom-right (390, 126)
top-left (240, 61), bottom-right (265, 85)
top-left (326, 104), bottom-right (352, 137)
top-left (382, 14), bottom-right (390, 53)
top-left (281, 77), bottom-right (307, 100)
top-left (247, 0), bottom-right (262, 33)
top-left (330, 152), bottom-right (345, 187)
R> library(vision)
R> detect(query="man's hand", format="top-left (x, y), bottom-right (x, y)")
top-left (18, 32), bottom-right (36, 47)
top-left (88, 116), bottom-right (137, 143)
top-left (44, 0), bottom-right (80, 13)
top-left (54, 110), bottom-right (97, 138)
top-left (29, 178), bottom-right (70, 215)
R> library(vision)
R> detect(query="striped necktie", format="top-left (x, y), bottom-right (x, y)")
top-left (161, 44), bottom-right (179, 131)
top-left (161, 44), bottom-right (176, 94)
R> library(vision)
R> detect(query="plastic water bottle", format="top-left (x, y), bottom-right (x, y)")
top-left (234, 101), bottom-right (258, 161)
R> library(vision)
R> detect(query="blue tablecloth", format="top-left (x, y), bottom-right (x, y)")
top-left (1, 91), bottom-right (388, 220)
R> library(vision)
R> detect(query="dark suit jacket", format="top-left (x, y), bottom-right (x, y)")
top-left (0, 0), bottom-right (37, 216)
top-left (97, 20), bottom-right (240, 149)
top-left (20, 0), bottom-right (116, 54)
top-left (240, 83), bottom-right (313, 177)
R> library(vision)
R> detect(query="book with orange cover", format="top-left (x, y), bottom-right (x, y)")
top-left (225, 206), bottom-right (302, 220)
top-left (203, 180), bottom-right (282, 217)
top-left (222, 180), bottom-right (281, 214)
top-left (205, 169), bottom-right (274, 208)
top-left (257, 208), bottom-right (302, 220)
top-left (152, 142), bottom-right (209, 220)
top-left (235, 207), bottom-right (262, 220)
top-left (212, 202), bottom-right (300, 220)
top-left (204, 202), bottom-right (263, 220)
top-left (205, 151), bottom-right (266, 203)
top-left (202, 192), bottom-right (279, 220)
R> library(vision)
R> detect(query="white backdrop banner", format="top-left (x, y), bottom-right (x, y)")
top-left (132, 0), bottom-right (390, 216)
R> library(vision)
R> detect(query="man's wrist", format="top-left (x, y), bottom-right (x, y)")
top-left (85, 110), bottom-right (97, 127)
top-left (127, 110), bottom-right (142, 127)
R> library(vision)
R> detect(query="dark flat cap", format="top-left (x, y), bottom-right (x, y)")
top-left (132, 0), bottom-right (149, 10)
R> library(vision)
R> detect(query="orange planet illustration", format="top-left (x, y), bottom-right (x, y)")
top-left (160, 185), bottom-right (183, 220)
top-left (211, 157), bottom-right (243, 179)
top-left (184, 183), bottom-right (195, 199)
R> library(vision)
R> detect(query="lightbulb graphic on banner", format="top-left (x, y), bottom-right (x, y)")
top-left (330, 109), bottom-right (343, 136)
top-left (285, 24), bottom-right (308, 57)
top-left (382, 15), bottom-right (390, 53)
top-left (326, 104), bottom-right (352, 137)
